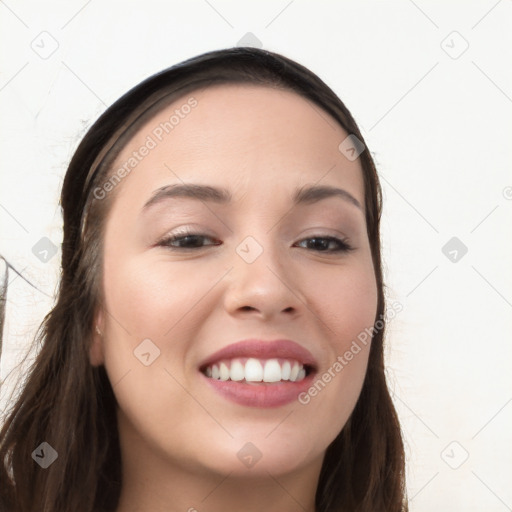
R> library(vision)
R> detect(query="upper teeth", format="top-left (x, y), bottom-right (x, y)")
top-left (204, 358), bottom-right (307, 383)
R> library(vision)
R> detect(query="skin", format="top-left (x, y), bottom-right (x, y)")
top-left (89, 84), bottom-right (378, 512)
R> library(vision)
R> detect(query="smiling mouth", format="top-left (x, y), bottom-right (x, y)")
top-left (200, 357), bottom-right (315, 384)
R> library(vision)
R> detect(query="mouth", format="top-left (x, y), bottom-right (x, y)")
top-left (200, 357), bottom-right (314, 383)
top-left (198, 339), bottom-right (318, 407)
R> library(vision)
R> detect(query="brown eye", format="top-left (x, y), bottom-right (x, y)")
top-left (295, 236), bottom-right (354, 253)
top-left (157, 230), bottom-right (354, 254)
top-left (157, 230), bottom-right (220, 250)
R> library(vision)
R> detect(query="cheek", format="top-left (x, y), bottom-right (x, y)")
top-left (328, 267), bottom-right (378, 346)
top-left (309, 255), bottom-right (378, 350)
top-left (100, 253), bottom-right (221, 393)
top-left (102, 254), bottom-right (210, 340)
top-left (297, 257), bottom-right (378, 431)
top-left (100, 254), bottom-right (203, 443)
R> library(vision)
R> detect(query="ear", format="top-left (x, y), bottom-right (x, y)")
top-left (89, 308), bottom-right (105, 366)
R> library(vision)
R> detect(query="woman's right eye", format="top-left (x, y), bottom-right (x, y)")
top-left (157, 232), bottom-right (220, 250)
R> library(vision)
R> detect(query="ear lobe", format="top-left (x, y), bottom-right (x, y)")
top-left (89, 311), bottom-right (105, 367)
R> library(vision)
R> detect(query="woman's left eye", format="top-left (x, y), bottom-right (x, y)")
top-left (294, 236), bottom-right (354, 253)
top-left (157, 231), bottom-right (354, 254)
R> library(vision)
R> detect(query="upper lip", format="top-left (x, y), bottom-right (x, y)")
top-left (198, 339), bottom-right (318, 370)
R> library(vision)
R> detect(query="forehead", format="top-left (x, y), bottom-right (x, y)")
top-left (108, 83), bottom-right (365, 207)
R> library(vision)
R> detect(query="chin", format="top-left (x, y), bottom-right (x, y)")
top-left (185, 431), bottom-right (325, 478)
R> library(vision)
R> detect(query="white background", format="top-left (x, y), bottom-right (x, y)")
top-left (0, 1), bottom-right (511, 510)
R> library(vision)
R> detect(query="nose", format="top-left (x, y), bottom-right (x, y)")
top-left (222, 235), bottom-right (304, 321)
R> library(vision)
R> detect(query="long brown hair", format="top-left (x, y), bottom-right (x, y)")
top-left (0, 47), bottom-right (407, 512)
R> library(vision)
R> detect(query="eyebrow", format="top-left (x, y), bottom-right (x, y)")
top-left (142, 182), bottom-right (362, 212)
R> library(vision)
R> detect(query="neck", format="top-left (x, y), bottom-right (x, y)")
top-left (116, 470), bottom-right (319, 512)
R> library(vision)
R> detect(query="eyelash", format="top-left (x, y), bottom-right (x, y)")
top-left (156, 229), bottom-right (355, 254)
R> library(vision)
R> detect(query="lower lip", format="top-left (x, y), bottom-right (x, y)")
top-left (200, 372), bottom-right (315, 408)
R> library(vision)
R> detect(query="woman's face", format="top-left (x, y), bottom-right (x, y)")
top-left (91, 84), bottom-right (378, 478)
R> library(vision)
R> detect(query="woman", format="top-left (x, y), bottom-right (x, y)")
top-left (0, 47), bottom-right (407, 512)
